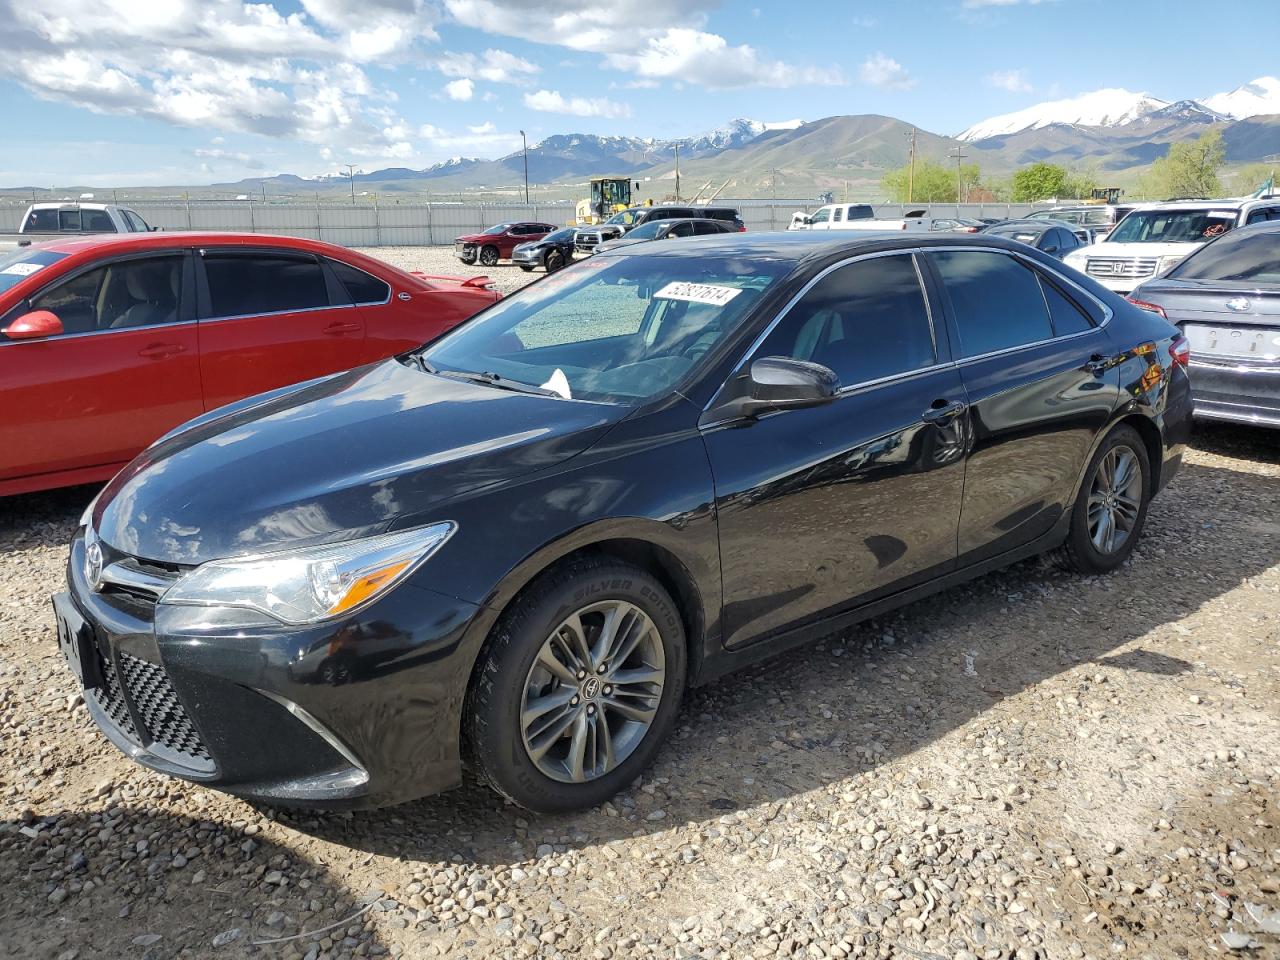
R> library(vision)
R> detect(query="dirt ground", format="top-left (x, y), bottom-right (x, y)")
top-left (1, 249), bottom-right (1278, 960)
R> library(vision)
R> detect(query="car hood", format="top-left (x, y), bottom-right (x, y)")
top-left (1068, 240), bottom-right (1204, 262)
top-left (454, 233), bottom-right (497, 244)
top-left (92, 360), bottom-right (621, 565)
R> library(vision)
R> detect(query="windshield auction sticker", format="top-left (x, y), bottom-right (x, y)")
top-left (0, 262), bottom-right (43, 276)
top-left (654, 281), bottom-right (742, 307)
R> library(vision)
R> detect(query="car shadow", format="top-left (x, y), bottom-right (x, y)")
top-left (1191, 421), bottom-right (1280, 465)
top-left (0, 809), bottom-right (387, 958)
top-left (282, 456), bottom-right (1279, 868)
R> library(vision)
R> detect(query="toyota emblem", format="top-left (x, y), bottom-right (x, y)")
top-left (84, 537), bottom-right (104, 592)
top-left (1226, 297), bottom-right (1251, 312)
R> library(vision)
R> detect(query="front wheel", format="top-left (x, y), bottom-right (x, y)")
top-left (478, 245), bottom-right (500, 267)
top-left (1053, 425), bottom-right (1151, 575)
top-left (545, 250), bottom-right (566, 273)
top-left (467, 559), bottom-right (686, 813)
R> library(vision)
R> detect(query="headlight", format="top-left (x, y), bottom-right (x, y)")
top-left (160, 522), bottom-right (455, 625)
top-left (1157, 255), bottom-right (1185, 274)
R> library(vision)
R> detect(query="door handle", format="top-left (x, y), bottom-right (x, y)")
top-left (323, 321), bottom-right (362, 335)
top-left (137, 343), bottom-right (185, 359)
top-left (1085, 353), bottom-right (1119, 374)
top-left (921, 399), bottom-right (966, 424)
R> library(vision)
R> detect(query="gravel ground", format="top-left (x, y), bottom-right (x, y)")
top-left (2, 248), bottom-right (1279, 960)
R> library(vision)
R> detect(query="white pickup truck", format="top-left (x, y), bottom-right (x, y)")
top-left (789, 203), bottom-right (932, 232)
top-left (1, 202), bottom-right (156, 250)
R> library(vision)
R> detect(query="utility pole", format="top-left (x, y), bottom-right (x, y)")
top-left (771, 168), bottom-right (778, 201)
top-left (341, 163), bottom-right (357, 205)
top-left (947, 146), bottom-right (968, 206)
top-left (674, 143), bottom-right (680, 201)
top-left (519, 130), bottom-right (529, 204)
top-left (907, 127), bottom-right (917, 204)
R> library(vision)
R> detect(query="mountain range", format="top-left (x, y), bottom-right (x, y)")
top-left (194, 76), bottom-right (1280, 200)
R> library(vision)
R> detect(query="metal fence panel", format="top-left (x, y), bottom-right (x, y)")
top-left (1, 200), bottom-right (1044, 247)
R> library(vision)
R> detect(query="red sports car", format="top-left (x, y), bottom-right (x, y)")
top-left (454, 221), bottom-right (559, 266)
top-left (0, 232), bottom-right (500, 496)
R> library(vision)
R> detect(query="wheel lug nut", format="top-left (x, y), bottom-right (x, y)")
top-left (597, 663), bottom-right (608, 674)
top-left (603, 685), bottom-right (612, 695)
top-left (577, 670), bottom-right (586, 680)
top-left (587, 705), bottom-right (596, 715)
top-left (570, 696), bottom-right (579, 706)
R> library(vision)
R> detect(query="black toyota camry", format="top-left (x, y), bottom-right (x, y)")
top-left (56, 232), bottom-right (1192, 813)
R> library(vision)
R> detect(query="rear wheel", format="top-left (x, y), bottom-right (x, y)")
top-left (467, 559), bottom-right (686, 813)
top-left (479, 245), bottom-right (500, 267)
top-left (545, 249), bottom-right (566, 273)
top-left (1053, 425), bottom-right (1151, 574)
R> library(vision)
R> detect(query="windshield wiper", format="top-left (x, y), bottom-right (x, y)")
top-left (432, 368), bottom-right (564, 399)
top-left (399, 351), bottom-right (436, 374)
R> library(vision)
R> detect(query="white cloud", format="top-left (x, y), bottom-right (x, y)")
top-left (435, 48), bottom-right (539, 84)
top-left (444, 0), bottom-right (838, 89)
top-left (522, 89), bottom-right (631, 119)
top-left (194, 146), bottom-right (265, 168)
top-left (859, 53), bottom-right (915, 91)
top-left (0, 0), bottom-right (438, 162)
top-left (467, 121), bottom-right (496, 133)
top-left (444, 77), bottom-right (474, 101)
top-left (986, 69), bottom-right (1032, 93)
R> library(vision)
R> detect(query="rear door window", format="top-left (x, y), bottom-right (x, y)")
top-left (202, 252), bottom-right (330, 319)
top-left (932, 250), bottom-right (1053, 357)
top-left (756, 254), bottom-right (936, 385)
top-left (82, 209), bottom-right (114, 232)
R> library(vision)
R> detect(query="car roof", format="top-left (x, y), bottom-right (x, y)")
top-left (28, 231), bottom-right (352, 256)
top-left (28, 202), bottom-right (114, 211)
top-left (592, 230), bottom-right (1035, 264)
top-left (989, 219), bottom-right (1067, 230)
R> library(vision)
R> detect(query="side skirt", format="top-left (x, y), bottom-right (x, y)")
top-left (691, 514), bottom-right (1071, 687)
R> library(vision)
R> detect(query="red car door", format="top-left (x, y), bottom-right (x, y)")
top-left (195, 247), bottom-right (366, 410)
top-left (0, 251), bottom-right (202, 488)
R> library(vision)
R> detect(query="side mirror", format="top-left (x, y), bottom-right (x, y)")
top-left (714, 356), bottom-right (840, 421)
top-left (2, 310), bottom-right (63, 340)
top-left (1043, 244), bottom-right (1059, 254)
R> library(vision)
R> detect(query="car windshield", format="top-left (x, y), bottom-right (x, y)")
top-left (419, 253), bottom-right (789, 404)
top-left (482, 223), bottom-right (513, 235)
top-left (605, 211), bottom-right (638, 226)
top-left (0, 247), bottom-right (68, 295)
top-left (622, 221), bottom-right (666, 240)
top-left (1108, 209), bottom-right (1237, 244)
top-left (544, 228), bottom-right (576, 243)
top-left (1169, 229), bottom-right (1280, 283)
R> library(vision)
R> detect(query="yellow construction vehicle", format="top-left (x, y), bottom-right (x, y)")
top-left (575, 176), bottom-right (636, 225)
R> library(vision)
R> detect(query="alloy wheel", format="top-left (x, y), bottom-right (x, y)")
top-left (479, 246), bottom-right (499, 266)
top-left (1087, 446), bottom-right (1142, 555)
top-left (519, 600), bottom-right (665, 783)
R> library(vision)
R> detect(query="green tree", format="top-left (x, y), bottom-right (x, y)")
top-left (1063, 165), bottom-right (1100, 201)
top-left (882, 160), bottom-right (981, 202)
top-left (1229, 162), bottom-right (1277, 196)
top-left (1012, 162), bottom-right (1068, 202)
top-left (1148, 129), bottom-right (1226, 199)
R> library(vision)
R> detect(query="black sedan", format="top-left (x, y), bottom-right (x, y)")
top-left (981, 219), bottom-right (1085, 259)
top-left (595, 217), bottom-right (737, 253)
top-left (1130, 220), bottom-right (1280, 428)
top-left (512, 227), bottom-right (576, 273)
top-left (57, 232), bottom-right (1191, 813)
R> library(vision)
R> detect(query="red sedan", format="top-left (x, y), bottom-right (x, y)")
top-left (0, 233), bottom-right (500, 496)
top-left (454, 221), bottom-right (559, 266)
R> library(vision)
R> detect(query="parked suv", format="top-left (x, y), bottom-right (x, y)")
top-left (574, 206), bottom-right (742, 254)
top-left (1064, 197), bottom-right (1280, 294)
top-left (1025, 204), bottom-right (1139, 240)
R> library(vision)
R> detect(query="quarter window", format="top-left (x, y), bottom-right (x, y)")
top-left (1037, 274), bottom-right (1094, 336)
top-left (833, 207), bottom-right (844, 223)
top-left (329, 259), bottom-right (391, 305)
top-left (932, 250), bottom-right (1053, 357)
top-left (756, 254), bottom-right (936, 386)
top-left (203, 253), bottom-right (329, 318)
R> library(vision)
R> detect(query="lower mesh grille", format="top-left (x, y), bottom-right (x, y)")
top-left (118, 653), bottom-right (212, 764)
top-left (90, 653), bottom-right (137, 740)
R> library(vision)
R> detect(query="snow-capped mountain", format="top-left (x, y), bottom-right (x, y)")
top-left (958, 89), bottom-right (1170, 141)
top-left (1203, 77), bottom-right (1280, 119)
top-left (674, 118), bottom-right (807, 155)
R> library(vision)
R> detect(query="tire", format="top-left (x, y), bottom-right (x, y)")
top-left (545, 250), bottom-right (566, 273)
top-left (478, 245), bottom-right (500, 267)
top-left (1052, 424), bottom-right (1151, 575)
top-left (458, 256), bottom-right (476, 266)
top-left (467, 558), bottom-right (687, 813)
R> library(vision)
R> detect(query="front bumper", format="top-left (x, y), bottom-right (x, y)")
top-left (454, 242), bottom-right (476, 262)
top-left (57, 531), bottom-right (485, 808)
top-left (511, 247), bottom-right (542, 265)
top-left (1188, 358), bottom-right (1280, 428)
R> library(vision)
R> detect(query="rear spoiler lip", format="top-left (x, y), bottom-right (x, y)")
top-left (409, 271), bottom-right (496, 290)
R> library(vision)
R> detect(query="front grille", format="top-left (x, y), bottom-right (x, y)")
top-left (1086, 257), bottom-right (1158, 279)
top-left (118, 653), bottom-right (212, 764)
top-left (90, 651), bottom-right (137, 740)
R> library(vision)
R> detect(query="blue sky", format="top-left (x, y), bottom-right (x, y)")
top-left (0, 0), bottom-right (1275, 186)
